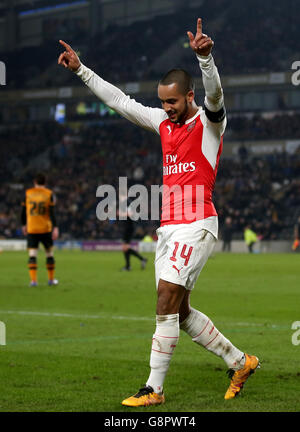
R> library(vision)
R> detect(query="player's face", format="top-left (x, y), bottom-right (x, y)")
top-left (158, 83), bottom-right (194, 124)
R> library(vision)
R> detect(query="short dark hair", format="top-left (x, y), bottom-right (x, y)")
top-left (34, 173), bottom-right (46, 185)
top-left (159, 69), bottom-right (195, 95)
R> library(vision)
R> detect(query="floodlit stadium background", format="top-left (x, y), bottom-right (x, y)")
top-left (1, 0), bottom-right (300, 415)
top-left (0, 0), bottom-right (300, 251)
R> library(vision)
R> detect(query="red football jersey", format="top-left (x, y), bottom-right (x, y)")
top-left (159, 113), bottom-right (223, 226)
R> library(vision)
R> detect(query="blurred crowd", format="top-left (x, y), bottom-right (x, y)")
top-left (1, 117), bottom-right (300, 242)
top-left (0, 120), bottom-right (162, 241)
top-left (1, 0), bottom-right (299, 89)
top-left (216, 152), bottom-right (300, 241)
top-left (226, 114), bottom-right (300, 141)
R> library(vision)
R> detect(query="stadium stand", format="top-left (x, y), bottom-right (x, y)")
top-left (1, 0), bottom-right (299, 88)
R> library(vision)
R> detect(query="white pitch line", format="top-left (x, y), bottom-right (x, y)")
top-left (0, 310), bottom-right (287, 328)
top-left (0, 310), bottom-right (153, 322)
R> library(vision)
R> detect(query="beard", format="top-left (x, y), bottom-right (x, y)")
top-left (170, 100), bottom-right (189, 124)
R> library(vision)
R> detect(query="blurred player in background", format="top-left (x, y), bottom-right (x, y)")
top-left (21, 173), bottom-right (59, 286)
top-left (58, 18), bottom-right (260, 406)
top-left (222, 216), bottom-right (233, 252)
top-left (118, 208), bottom-right (147, 271)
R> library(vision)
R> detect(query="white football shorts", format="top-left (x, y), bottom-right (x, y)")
top-left (155, 222), bottom-right (217, 291)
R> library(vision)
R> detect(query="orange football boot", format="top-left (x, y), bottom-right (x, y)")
top-left (224, 353), bottom-right (260, 400)
top-left (122, 386), bottom-right (165, 407)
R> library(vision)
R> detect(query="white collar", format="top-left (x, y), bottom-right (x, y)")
top-left (185, 107), bottom-right (202, 125)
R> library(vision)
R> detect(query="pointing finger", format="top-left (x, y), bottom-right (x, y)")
top-left (59, 40), bottom-right (72, 52)
top-left (196, 18), bottom-right (202, 36)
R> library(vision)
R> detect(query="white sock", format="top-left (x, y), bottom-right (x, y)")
top-left (180, 308), bottom-right (245, 370)
top-left (146, 313), bottom-right (179, 394)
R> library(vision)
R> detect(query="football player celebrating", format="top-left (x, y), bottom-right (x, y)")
top-left (58, 18), bottom-right (259, 405)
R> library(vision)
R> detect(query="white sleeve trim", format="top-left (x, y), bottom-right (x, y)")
top-left (200, 110), bottom-right (225, 170)
top-left (75, 64), bottom-right (166, 134)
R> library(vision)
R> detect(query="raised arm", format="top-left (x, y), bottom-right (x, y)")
top-left (187, 19), bottom-right (226, 125)
top-left (58, 40), bottom-right (165, 134)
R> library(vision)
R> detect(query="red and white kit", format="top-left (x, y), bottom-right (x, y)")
top-left (76, 54), bottom-right (226, 289)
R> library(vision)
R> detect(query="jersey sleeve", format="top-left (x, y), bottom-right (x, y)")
top-left (75, 64), bottom-right (166, 135)
top-left (197, 54), bottom-right (226, 135)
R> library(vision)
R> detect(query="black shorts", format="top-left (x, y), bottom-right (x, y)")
top-left (27, 233), bottom-right (53, 250)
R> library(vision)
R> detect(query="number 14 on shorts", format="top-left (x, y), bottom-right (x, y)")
top-left (170, 242), bottom-right (193, 266)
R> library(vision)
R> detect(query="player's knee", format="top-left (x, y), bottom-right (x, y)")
top-left (179, 291), bottom-right (191, 322)
top-left (46, 256), bottom-right (55, 268)
top-left (28, 256), bottom-right (37, 264)
top-left (29, 248), bottom-right (37, 258)
top-left (45, 247), bottom-right (53, 256)
top-left (28, 256), bottom-right (37, 269)
top-left (157, 280), bottom-right (185, 315)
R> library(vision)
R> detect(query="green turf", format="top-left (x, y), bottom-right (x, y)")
top-left (0, 250), bottom-right (299, 412)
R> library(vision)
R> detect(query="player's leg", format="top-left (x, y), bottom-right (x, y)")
top-left (179, 291), bottom-right (259, 399)
top-left (121, 243), bottom-right (131, 271)
top-left (122, 235), bottom-right (147, 270)
top-left (122, 279), bottom-right (185, 407)
top-left (43, 233), bottom-right (58, 285)
top-left (178, 230), bottom-right (243, 367)
top-left (122, 226), bottom-right (169, 406)
top-left (179, 232), bottom-right (259, 399)
top-left (126, 244), bottom-right (147, 269)
top-left (145, 279), bottom-right (185, 389)
top-left (179, 296), bottom-right (246, 370)
top-left (28, 248), bottom-right (38, 286)
top-left (128, 248), bottom-right (147, 268)
top-left (27, 234), bottom-right (38, 286)
top-left (45, 249), bottom-right (57, 285)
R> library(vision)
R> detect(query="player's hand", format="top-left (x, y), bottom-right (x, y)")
top-left (58, 40), bottom-right (81, 72)
top-left (22, 225), bottom-right (27, 236)
top-left (187, 18), bottom-right (214, 57)
top-left (52, 227), bottom-right (59, 241)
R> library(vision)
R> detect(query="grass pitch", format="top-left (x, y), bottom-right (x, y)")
top-left (0, 250), bottom-right (299, 412)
